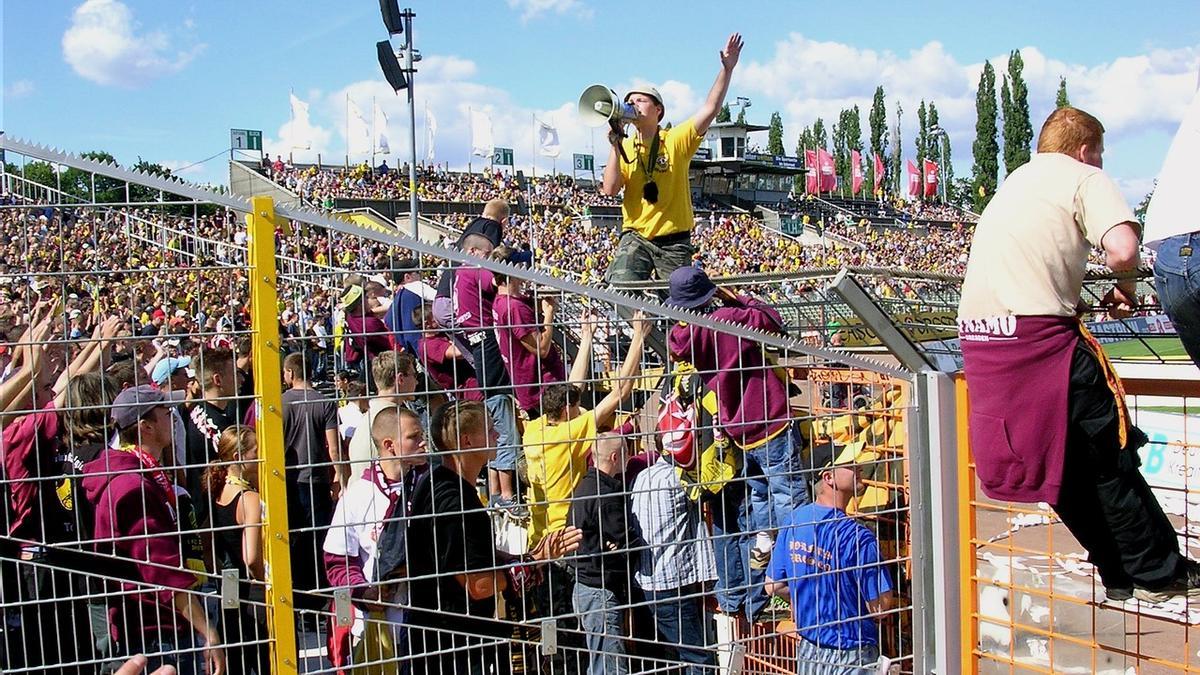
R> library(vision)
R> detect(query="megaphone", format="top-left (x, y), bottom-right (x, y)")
top-left (577, 85), bottom-right (637, 128)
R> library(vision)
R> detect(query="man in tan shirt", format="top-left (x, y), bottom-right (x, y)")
top-left (958, 107), bottom-right (1197, 603)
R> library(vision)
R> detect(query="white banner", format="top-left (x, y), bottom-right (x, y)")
top-left (536, 118), bottom-right (560, 158)
top-left (425, 106), bottom-right (437, 161)
top-left (288, 93), bottom-right (312, 150)
top-left (471, 109), bottom-right (494, 158)
top-left (347, 99), bottom-right (371, 155)
top-left (373, 101), bottom-right (390, 155)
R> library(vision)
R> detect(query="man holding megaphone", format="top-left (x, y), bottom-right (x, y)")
top-left (591, 33), bottom-right (744, 289)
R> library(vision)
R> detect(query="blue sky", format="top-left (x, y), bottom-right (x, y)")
top-left (3, 0), bottom-right (1198, 204)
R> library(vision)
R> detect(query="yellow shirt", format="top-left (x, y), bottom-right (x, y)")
top-left (619, 119), bottom-right (703, 240)
top-left (523, 409), bottom-right (597, 546)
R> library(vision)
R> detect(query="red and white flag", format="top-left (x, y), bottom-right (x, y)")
top-left (923, 159), bottom-right (939, 198)
top-left (906, 159), bottom-right (920, 198)
top-left (851, 150), bottom-right (864, 196)
top-left (818, 149), bottom-right (836, 192)
top-left (804, 150), bottom-right (819, 195)
top-left (873, 153), bottom-right (885, 192)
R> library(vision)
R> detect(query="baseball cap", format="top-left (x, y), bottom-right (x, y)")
top-left (151, 355), bottom-right (192, 385)
top-left (806, 439), bottom-right (875, 475)
top-left (111, 384), bottom-right (171, 429)
top-left (665, 267), bottom-right (718, 309)
top-left (625, 84), bottom-right (665, 120)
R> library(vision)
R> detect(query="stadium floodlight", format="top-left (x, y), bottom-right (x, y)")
top-left (380, 0), bottom-right (405, 35)
top-left (735, 96), bottom-right (752, 109)
top-left (377, 41), bottom-right (409, 92)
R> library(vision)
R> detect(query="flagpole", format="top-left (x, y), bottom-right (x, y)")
top-left (403, 9), bottom-right (419, 239)
top-left (371, 96), bottom-right (377, 168)
top-left (345, 93), bottom-right (350, 169)
top-left (532, 113), bottom-right (537, 179)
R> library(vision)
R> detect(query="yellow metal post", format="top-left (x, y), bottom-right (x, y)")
top-left (247, 196), bottom-right (299, 675)
top-left (955, 375), bottom-right (977, 675)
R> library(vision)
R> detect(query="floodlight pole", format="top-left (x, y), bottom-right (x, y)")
top-left (404, 8), bottom-right (419, 238)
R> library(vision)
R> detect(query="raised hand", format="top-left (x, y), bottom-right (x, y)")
top-left (720, 33), bottom-right (744, 71)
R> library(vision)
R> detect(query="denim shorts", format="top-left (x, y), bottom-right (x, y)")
top-left (485, 394), bottom-right (522, 471)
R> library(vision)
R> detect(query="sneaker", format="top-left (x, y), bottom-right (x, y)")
top-left (750, 545), bottom-right (771, 570)
top-left (1133, 560), bottom-right (1200, 603)
top-left (1104, 586), bottom-right (1133, 602)
top-left (492, 496), bottom-right (530, 520)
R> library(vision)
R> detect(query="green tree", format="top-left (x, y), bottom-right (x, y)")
top-left (916, 100), bottom-right (929, 189)
top-left (892, 101), bottom-right (903, 195)
top-left (869, 86), bottom-right (889, 192)
top-left (972, 61), bottom-right (1000, 210)
top-left (735, 106), bottom-right (747, 125)
top-left (1134, 182), bottom-right (1156, 225)
top-left (795, 125), bottom-right (815, 191)
top-left (716, 103), bottom-right (732, 123)
top-left (1003, 49), bottom-right (1033, 174)
top-left (768, 111), bottom-right (785, 156)
top-left (832, 114), bottom-right (847, 195)
top-left (1056, 77), bottom-right (1071, 108)
top-left (813, 117), bottom-right (827, 150)
top-left (840, 106), bottom-right (863, 195)
top-left (928, 103), bottom-right (953, 200)
top-left (947, 177), bottom-right (974, 211)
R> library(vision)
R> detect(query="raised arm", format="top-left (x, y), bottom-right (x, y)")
top-left (692, 33), bottom-right (744, 136)
top-left (594, 312), bottom-right (650, 429)
top-left (600, 133), bottom-right (625, 197)
top-left (567, 312), bottom-right (597, 384)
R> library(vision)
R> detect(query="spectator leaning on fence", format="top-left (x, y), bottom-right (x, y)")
top-left (665, 266), bottom-right (809, 620)
top-left (567, 431), bottom-right (647, 675)
top-left (766, 440), bottom-right (895, 674)
top-left (82, 385), bottom-right (226, 675)
top-left (958, 106), bottom-right (1200, 602)
top-left (324, 405), bottom-right (429, 673)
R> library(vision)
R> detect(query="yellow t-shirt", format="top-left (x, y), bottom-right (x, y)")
top-left (523, 409), bottom-right (597, 546)
top-left (619, 119), bottom-right (703, 240)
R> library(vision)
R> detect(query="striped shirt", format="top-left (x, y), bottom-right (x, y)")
top-left (631, 457), bottom-right (717, 592)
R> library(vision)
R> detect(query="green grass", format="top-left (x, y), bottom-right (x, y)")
top-left (1102, 337), bottom-right (1190, 361)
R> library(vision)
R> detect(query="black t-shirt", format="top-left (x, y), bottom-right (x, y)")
top-left (281, 387), bottom-right (338, 484)
top-left (183, 399), bottom-right (240, 520)
top-left (406, 465), bottom-right (509, 638)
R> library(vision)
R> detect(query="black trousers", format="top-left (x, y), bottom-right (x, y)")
top-left (1052, 341), bottom-right (1182, 589)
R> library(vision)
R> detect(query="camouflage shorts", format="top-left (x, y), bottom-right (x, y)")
top-left (605, 230), bottom-right (695, 288)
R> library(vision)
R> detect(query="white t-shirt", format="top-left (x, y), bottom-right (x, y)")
top-left (1144, 88), bottom-right (1200, 247)
top-left (959, 153), bottom-right (1136, 319)
top-left (322, 473), bottom-right (406, 637)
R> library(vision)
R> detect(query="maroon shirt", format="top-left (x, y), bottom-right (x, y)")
top-left (419, 333), bottom-right (484, 401)
top-left (668, 296), bottom-right (791, 447)
top-left (81, 448), bottom-right (197, 641)
top-left (453, 267), bottom-right (496, 332)
top-left (2, 401), bottom-right (62, 543)
top-left (959, 315), bottom-right (1077, 503)
top-left (492, 293), bottom-right (566, 411)
top-left (344, 312), bottom-right (391, 362)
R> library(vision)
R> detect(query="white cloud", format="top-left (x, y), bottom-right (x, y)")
top-left (506, 0), bottom-right (593, 22)
top-left (738, 33), bottom-right (1200, 195)
top-left (4, 80), bottom-right (34, 99)
top-left (62, 0), bottom-right (205, 88)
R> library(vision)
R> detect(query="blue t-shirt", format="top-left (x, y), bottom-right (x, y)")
top-left (767, 503), bottom-right (893, 650)
top-left (384, 286), bottom-right (425, 354)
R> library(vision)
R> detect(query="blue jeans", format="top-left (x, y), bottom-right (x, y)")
top-left (645, 584), bottom-right (716, 675)
top-left (572, 581), bottom-right (628, 675)
top-left (485, 394), bottom-right (521, 471)
top-left (707, 481), bottom-right (768, 622)
top-left (1154, 233), bottom-right (1200, 369)
top-left (745, 422), bottom-right (809, 533)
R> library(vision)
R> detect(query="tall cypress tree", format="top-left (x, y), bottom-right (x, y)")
top-left (1003, 49), bottom-right (1033, 173)
top-left (843, 106), bottom-right (863, 194)
top-left (972, 60), bottom-right (1000, 210)
top-left (916, 100), bottom-right (929, 183)
top-left (768, 112), bottom-right (785, 155)
top-left (813, 117), bottom-right (828, 150)
top-left (869, 86), bottom-right (889, 191)
top-left (832, 115), bottom-right (847, 194)
top-left (1056, 77), bottom-right (1071, 108)
top-left (892, 101), bottom-right (903, 195)
top-left (795, 125), bottom-right (815, 191)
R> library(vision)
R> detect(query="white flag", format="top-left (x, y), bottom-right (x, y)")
top-left (347, 98), bottom-right (371, 154)
top-left (471, 109), bottom-right (494, 158)
top-left (288, 93), bottom-right (312, 150)
top-left (536, 118), bottom-right (560, 158)
top-left (373, 101), bottom-right (390, 154)
top-left (425, 105), bottom-right (437, 161)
